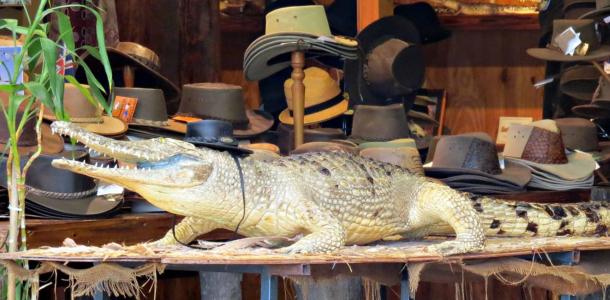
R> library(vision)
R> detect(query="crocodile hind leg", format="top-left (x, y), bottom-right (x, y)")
top-left (152, 217), bottom-right (222, 246)
top-left (409, 182), bottom-right (485, 255)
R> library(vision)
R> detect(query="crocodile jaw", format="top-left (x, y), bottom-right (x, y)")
top-left (50, 121), bottom-right (197, 163)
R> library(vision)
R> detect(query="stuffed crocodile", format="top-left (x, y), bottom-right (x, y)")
top-left (49, 121), bottom-right (610, 256)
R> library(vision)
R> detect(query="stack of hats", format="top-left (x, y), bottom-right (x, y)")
top-left (556, 117), bottom-right (610, 164)
top-left (358, 139), bottom-right (424, 176)
top-left (425, 133), bottom-right (532, 195)
top-left (503, 119), bottom-right (597, 190)
top-left (243, 5), bottom-right (358, 82)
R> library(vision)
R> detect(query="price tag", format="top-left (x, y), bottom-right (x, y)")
top-left (112, 96), bottom-right (138, 123)
top-left (553, 27), bottom-right (582, 56)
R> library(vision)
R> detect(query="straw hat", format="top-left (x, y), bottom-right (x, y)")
top-left (279, 67), bottom-right (348, 125)
top-left (43, 84), bottom-right (127, 136)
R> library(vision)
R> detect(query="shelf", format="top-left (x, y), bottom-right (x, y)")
top-left (440, 14), bottom-right (540, 30)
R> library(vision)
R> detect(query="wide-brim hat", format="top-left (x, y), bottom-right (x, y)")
top-left (425, 160), bottom-right (532, 188)
top-left (502, 120), bottom-right (597, 181)
top-left (393, 2), bottom-right (451, 44)
top-left (344, 16), bottom-right (424, 106)
top-left (571, 103), bottom-right (610, 118)
top-left (114, 87), bottom-right (186, 134)
top-left (0, 111), bottom-right (64, 155)
top-left (75, 42), bottom-right (181, 115)
top-left (174, 83), bottom-right (274, 138)
top-left (578, 0), bottom-right (610, 18)
top-left (348, 103), bottom-right (414, 145)
top-left (559, 65), bottom-right (599, 101)
top-left (185, 120), bottom-right (252, 155)
top-left (0, 151), bottom-right (122, 218)
top-left (527, 19), bottom-right (610, 62)
top-left (243, 5), bottom-right (358, 81)
top-left (43, 84), bottom-right (128, 136)
top-left (275, 123), bottom-right (347, 155)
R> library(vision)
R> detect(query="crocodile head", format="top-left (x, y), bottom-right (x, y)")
top-left (50, 121), bottom-right (219, 211)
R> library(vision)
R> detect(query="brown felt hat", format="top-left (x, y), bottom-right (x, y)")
top-left (527, 19), bottom-right (610, 62)
top-left (43, 84), bottom-right (127, 137)
top-left (174, 83), bottom-right (273, 138)
top-left (0, 112), bottom-right (63, 155)
top-left (279, 67), bottom-right (348, 126)
top-left (572, 77), bottom-right (610, 118)
top-left (503, 119), bottom-right (597, 181)
top-left (276, 123), bottom-right (347, 155)
top-left (425, 133), bottom-right (532, 187)
top-left (349, 104), bottom-right (412, 144)
top-left (560, 65), bottom-right (599, 101)
top-left (75, 42), bottom-right (181, 115)
top-left (579, 0), bottom-right (610, 18)
top-left (114, 87), bottom-right (186, 134)
top-left (556, 117), bottom-right (610, 162)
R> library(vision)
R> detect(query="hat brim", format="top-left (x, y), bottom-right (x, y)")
top-left (408, 110), bottom-right (438, 124)
top-left (76, 48), bottom-right (181, 115)
top-left (424, 160), bottom-right (532, 188)
top-left (571, 103), bottom-right (610, 118)
top-left (278, 99), bottom-right (348, 125)
top-left (173, 109), bottom-right (274, 138)
top-left (244, 39), bottom-right (357, 81)
top-left (77, 116), bottom-right (128, 136)
top-left (130, 118), bottom-right (187, 134)
top-left (0, 123), bottom-right (64, 156)
top-left (526, 46), bottom-right (610, 62)
top-left (25, 191), bottom-right (123, 218)
top-left (578, 6), bottom-right (610, 19)
top-left (505, 151), bottom-right (596, 181)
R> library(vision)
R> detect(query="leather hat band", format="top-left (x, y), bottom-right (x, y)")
top-left (288, 93), bottom-right (343, 117)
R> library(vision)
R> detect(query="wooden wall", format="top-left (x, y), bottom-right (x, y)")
top-left (423, 29), bottom-right (545, 137)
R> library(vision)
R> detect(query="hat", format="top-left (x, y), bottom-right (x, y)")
top-left (114, 87), bottom-right (186, 134)
top-left (425, 133), bottom-right (532, 187)
top-left (276, 123), bottom-right (346, 155)
top-left (185, 120), bottom-right (252, 155)
top-left (43, 84), bottom-right (128, 137)
top-left (344, 16), bottom-right (424, 106)
top-left (503, 119), bottom-right (597, 181)
top-left (572, 77), bottom-right (610, 118)
top-left (563, 0), bottom-right (596, 19)
top-left (279, 67), bottom-right (348, 125)
top-left (75, 42), bottom-right (181, 114)
top-left (579, 0), bottom-right (610, 18)
top-left (556, 117), bottom-right (610, 162)
top-left (393, 2), bottom-right (451, 44)
top-left (559, 65), bottom-right (599, 102)
top-left (291, 141), bottom-right (358, 155)
top-left (243, 5), bottom-right (358, 81)
top-left (527, 19), bottom-right (610, 62)
top-left (174, 83), bottom-right (274, 138)
top-left (0, 112), bottom-right (63, 155)
top-left (349, 104), bottom-right (412, 144)
top-left (0, 151), bottom-right (122, 219)
top-left (358, 138), bottom-right (424, 176)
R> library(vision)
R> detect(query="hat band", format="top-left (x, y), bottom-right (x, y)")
top-left (288, 93), bottom-right (343, 117)
top-left (27, 185), bottom-right (98, 200)
top-left (132, 117), bottom-right (169, 127)
top-left (175, 112), bottom-right (250, 130)
top-left (185, 136), bottom-right (237, 145)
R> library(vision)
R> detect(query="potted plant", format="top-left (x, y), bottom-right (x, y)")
top-left (0, 1), bottom-right (112, 298)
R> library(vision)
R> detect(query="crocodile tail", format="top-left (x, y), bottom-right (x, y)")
top-left (466, 194), bottom-right (610, 237)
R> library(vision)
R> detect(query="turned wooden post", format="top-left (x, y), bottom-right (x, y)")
top-left (123, 65), bottom-right (135, 88)
top-left (291, 51), bottom-right (306, 148)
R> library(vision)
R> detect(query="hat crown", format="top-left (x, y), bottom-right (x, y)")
top-left (284, 67), bottom-right (341, 109)
top-left (432, 133), bottom-right (502, 175)
top-left (265, 5), bottom-right (332, 37)
top-left (185, 119), bottom-right (236, 145)
top-left (178, 83), bottom-right (250, 128)
top-left (556, 118), bottom-right (599, 151)
top-left (350, 104), bottom-right (411, 141)
top-left (0, 111), bottom-right (36, 147)
top-left (115, 87), bottom-right (168, 123)
top-left (551, 19), bottom-right (601, 50)
top-left (25, 151), bottom-right (96, 194)
top-left (45, 83), bottom-right (102, 123)
top-left (276, 123), bottom-right (346, 155)
top-left (504, 120), bottom-right (569, 164)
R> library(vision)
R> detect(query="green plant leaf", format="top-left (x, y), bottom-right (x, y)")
top-left (24, 81), bottom-right (52, 111)
top-left (0, 19), bottom-right (28, 35)
top-left (39, 37), bottom-right (64, 119)
top-left (65, 75), bottom-right (98, 109)
top-left (81, 45), bottom-right (101, 60)
top-left (55, 11), bottom-right (75, 51)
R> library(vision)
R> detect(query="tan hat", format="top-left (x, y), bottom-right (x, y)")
top-left (0, 112), bottom-right (63, 155)
top-left (358, 139), bottom-right (423, 175)
top-left (279, 67), bottom-right (348, 125)
top-left (503, 119), bottom-right (596, 181)
top-left (43, 84), bottom-right (127, 137)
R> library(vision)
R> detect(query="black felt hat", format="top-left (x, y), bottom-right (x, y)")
top-left (344, 16), bottom-right (425, 106)
top-left (393, 2), bottom-right (451, 44)
top-left (185, 120), bottom-right (252, 155)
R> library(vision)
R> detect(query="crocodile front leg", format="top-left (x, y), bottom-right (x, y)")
top-left (153, 217), bottom-right (222, 246)
top-left (410, 182), bottom-right (485, 255)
